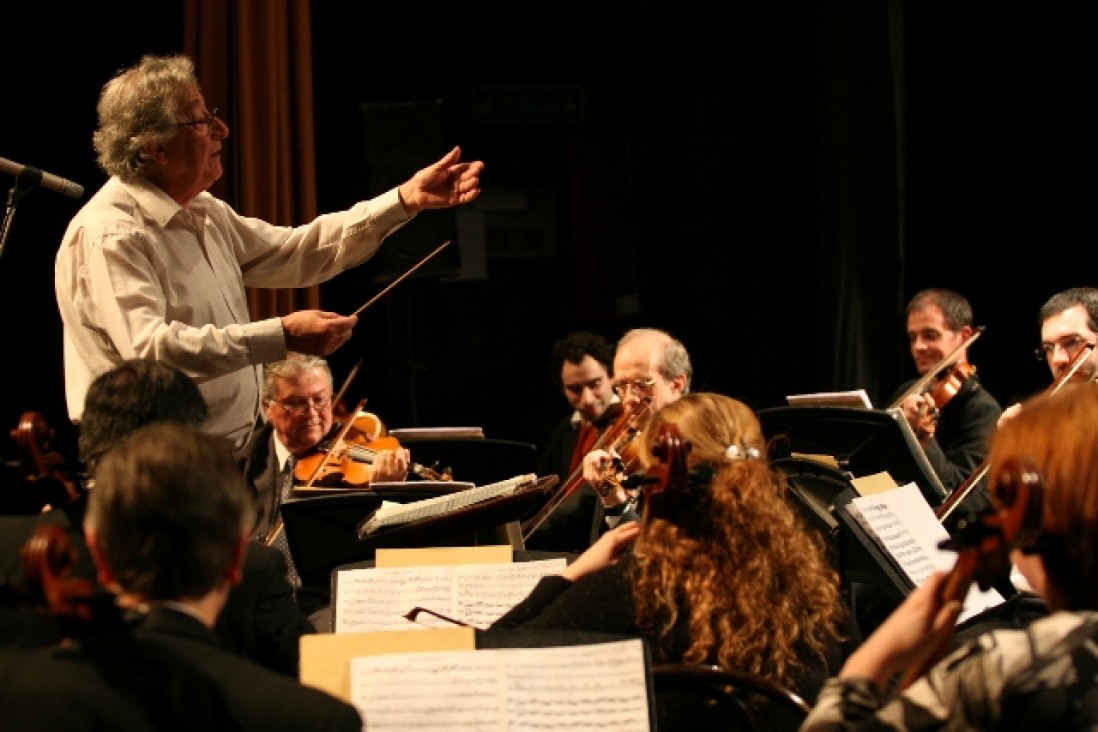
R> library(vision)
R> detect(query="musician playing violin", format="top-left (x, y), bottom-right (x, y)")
top-left (527, 331), bottom-right (621, 552)
top-left (580, 328), bottom-right (693, 542)
top-left (802, 382), bottom-right (1098, 731)
top-left (998, 287), bottom-right (1098, 428)
top-left (236, 353), bottom-right (410, 542)
top-left (888, 289), bottom-right (1002, 502)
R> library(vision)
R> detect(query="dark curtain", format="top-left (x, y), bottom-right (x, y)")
top-left (182, 0), bottom-right (321, 320)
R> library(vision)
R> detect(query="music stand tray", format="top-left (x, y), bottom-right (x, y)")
top-left (355, 476), bottom-right (559, 551)
top-left (758, 405), bottom-right (948, 506)
top-left (280, 485), bottom-right (459, 584)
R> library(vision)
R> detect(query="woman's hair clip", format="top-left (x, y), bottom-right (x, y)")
top-left (724, 443), bottom-right (761, 462)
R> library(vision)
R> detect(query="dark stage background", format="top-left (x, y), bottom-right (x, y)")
top-left (2, 3), bottom-right (1093, 465)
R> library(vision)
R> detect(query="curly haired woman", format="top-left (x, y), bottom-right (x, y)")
top-left (492, 392), bottom-right (859, 729)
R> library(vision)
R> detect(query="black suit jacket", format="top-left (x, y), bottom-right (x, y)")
top-left (235, 420), bottom-right (282, 540)
top-left (135, 607), bottom-right (362, 730)
top-left (0, 608), bottom-right (361, 732)
top-left (0, 508), bottom-right (314, 677)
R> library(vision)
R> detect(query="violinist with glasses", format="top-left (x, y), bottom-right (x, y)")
top-left (801, 382), bottom-right (1098, 731)
top-left (888, 289), bottom-right (1002, 501)
top-left (235, 352), bottom-right (410, 616)
top-left (998, 287), bottom-right (1098, 427)
top-left (580, 328), bottom-right (692, 539)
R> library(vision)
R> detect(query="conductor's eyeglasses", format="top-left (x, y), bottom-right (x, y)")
top-left (175, 107), bottom-right (220, 136)
top-left (613, 378), bottom-right (656, 398)
top-left (274, 393), bottom-right (331, 416)
top-left (1034, 334), bottom-right (1091, 362)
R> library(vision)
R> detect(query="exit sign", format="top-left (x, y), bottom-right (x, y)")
top-left (471, 86), bottom-right (585, 124)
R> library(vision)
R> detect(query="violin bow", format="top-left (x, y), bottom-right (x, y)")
top-left (352, 240), bottom-right (451, 317)
top-left (937, 342), bottom-right (1095, 523)
top-left (300, 397), bottom-right (369, 489)
top-left (332, 358), bottom-right (363, 412)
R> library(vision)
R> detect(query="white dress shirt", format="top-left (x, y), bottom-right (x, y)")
top-left (56, 176), bottom-right (410, 448)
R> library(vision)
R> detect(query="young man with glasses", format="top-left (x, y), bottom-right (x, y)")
top-left (55, 53), bottom-right (484, 452)
top-left (999, 287), bottom-right (1098, 427)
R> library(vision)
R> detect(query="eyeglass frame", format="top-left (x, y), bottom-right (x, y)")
top-left (612, 377), bottom-right (657, 397)
top-left (1034, 334), bottom-right (1093, 362)
top-left (269, 392), bottom-right (332, 417)
top-left (174, 107), bottom-right (220, 135)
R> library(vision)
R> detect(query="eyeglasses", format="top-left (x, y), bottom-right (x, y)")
top-left (272, 393), bottom-right (331, 416)
top-left (612, 378), bottom-right (656, 398)
top-left (1034, 334), bottom-right (1093, 362)
top-left (175, 107), bottom-right (220, 136)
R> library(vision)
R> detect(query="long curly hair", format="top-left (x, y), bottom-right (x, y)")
top-left (631, 392), bottom-right (846, 688)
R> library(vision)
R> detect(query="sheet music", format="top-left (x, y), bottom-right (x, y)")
top-left (350, 638), bottom-right (651, 731)
top-left (358, 473), bottom-right (536, 536)
top-left (334, 558), bottom-right (567, 633)
top-left (847, 481), bottom-right (1005, 623)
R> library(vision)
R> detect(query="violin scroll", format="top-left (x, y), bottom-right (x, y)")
top-left (640, 425), bottom-right (693, 518)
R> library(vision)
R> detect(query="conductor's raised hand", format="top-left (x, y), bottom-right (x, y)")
top-left (281, 310), bottom-right (358, 356)
top-left (398, 146), bottom-right (484, 215)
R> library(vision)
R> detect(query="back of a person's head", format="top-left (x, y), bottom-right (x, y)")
top-left (988, 382), bottom-right (1098, 609)
top-left (630, 392), bottom-right (842, 679)
top-left (78, 359), bottom-right (207, 473)
top-left (86, 422), bottom-right (251, 602)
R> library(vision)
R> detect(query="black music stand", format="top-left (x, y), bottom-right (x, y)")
top-left (400, 438), bottom-right (538, 487)
top-left (280, 485), bottom-right (460, 596)
top-left (354, 475), bottom-right (559, 551)
top-left (759, 405), bottom-right (948, 507)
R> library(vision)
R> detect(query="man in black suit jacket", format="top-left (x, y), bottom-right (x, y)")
top-left (236, 352), bottom-right (410, 618)
top-left (0, 422), bottom-right (363, 731)
top-left (1, 359), bottom-right (314, 676)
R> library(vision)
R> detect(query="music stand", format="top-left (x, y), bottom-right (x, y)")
top-left (758, 405), bottom-right (948, 506)
top-left (401, 438), bottom-right (538, 487)
top-left (354, 475), bottom-right (559, 551)
top-left (280, 485), bottom-right (460, 590)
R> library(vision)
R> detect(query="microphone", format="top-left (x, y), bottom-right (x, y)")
top-left (0, 156), bottom-right (84, 199)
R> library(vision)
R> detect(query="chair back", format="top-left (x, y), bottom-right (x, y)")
top-left (651, 662), bottom-right (811, 732)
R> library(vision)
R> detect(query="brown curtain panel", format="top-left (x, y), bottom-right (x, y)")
top-left (183, 0), bottom-right (320, 319)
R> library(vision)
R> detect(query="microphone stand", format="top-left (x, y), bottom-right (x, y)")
top-left (0, 167), bottom-right (43, 261)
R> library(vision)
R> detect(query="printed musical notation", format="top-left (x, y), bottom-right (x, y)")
top-left (847, 481), bottom-right (1004, 623)
top-left (333, 558), bottom-right (567, 633)
top-left (350, 638), bottom-right (651, 732)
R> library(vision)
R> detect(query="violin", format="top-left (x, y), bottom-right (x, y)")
top-left (293, 399), bottom-right (452, 488)
top-left (889, 326), bottom-right (986, 439)
top-left (936, 342), bottom-right (1095, 524)
top-left (521, 397), bottom-right (651, 542)
top-left (899, 454), bottom-right (1043, 689)
top-left (638, 424), bottom-right (693, 518)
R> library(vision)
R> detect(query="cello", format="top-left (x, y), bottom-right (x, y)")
top-left (899, 454), bottom-right (1044, 689)
top-left (7, 411), bottom-right (83, 512)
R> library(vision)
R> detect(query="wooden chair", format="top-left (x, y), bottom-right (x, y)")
top-left (651, 662), bottom-right (811, 732)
